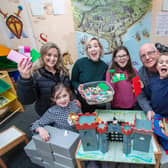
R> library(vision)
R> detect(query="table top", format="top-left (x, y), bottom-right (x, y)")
top-left (76, 110), bottom-right (156, 165)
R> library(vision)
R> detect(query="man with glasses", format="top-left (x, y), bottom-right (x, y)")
top-left (137, 43), bottom-right (159, 120)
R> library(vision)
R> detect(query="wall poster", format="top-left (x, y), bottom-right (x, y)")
top-left (71, 0), bottom-right (152, 70)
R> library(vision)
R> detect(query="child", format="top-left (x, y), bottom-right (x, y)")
top-left (150, 52), bottom-right (168, 116)
top-left (150, 53), bottom-right (168, 153)
top-left (17, 42), bottom-right (71, 116)
top-left (71, 37), bottom-right (108, 113)
top-left (106, 46), bottom-right (137, 109)
top-left (31, 83), bottom-right (81, 141)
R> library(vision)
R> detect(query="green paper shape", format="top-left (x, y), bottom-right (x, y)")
top-left (108, 69), bottom-right (115, 73)
top-left (112, 75), bottom-right (119, 82)
top-left (98, 82), bottom-right (109, 91)
top-left (0, 79), bottom-right (11, 93)
top-left (120, 73), bottom-right (126, 80)
top-left (30, 49), bottom-right (41, 62)
top-left (112, 73), bottom-right (126, 82)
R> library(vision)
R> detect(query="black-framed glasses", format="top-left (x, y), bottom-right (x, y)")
top-left (140, 50), bottom-right (157, 59)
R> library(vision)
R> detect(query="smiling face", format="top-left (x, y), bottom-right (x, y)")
top-left (43, 48), bottom-right (58, 70)
top-left (114, 49), bottom-right (129, 68)
top-left (139, 43), bottom-right (159, 71)
top-left (86, 39), bottom-right (102, 62)
top-left (157, 55), bottom-right (168, 79)
top-left (54, 88), bottom-right (70, 108)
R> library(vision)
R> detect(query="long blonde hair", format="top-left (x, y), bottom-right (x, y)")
top-left (32, 42), bottom-right (68, 75)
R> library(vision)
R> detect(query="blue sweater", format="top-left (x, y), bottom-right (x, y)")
top-left (150, 76), bottom-right (168, 116)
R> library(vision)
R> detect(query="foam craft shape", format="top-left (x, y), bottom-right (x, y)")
top-left (30, 49), bottom-right (41, 62)
top-left (0, 45), bottom-right (11, 56)
top-left (112, 73), bottom-right (126, 82)
top-left (98, 82), bottom-right (109, 91)
top-left (7, 50), bottom-right (31, 63)
top-left (108, 69), bottom-right (115, 73)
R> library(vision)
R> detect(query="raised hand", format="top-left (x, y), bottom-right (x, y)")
top-left (17, 58), bottom-right (32, 79)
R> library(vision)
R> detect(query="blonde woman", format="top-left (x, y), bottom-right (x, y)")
top-left (71, 37), bottom-right (108, 113)
top-left (17, 42), bottom-right (71, 116)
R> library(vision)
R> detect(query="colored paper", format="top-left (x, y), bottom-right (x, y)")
top-left (108, 69), bottom-right (115, 73)
top-left (30, 49), bottom-right (41, 62)
top-left (98, 82), bottom-right (109, 91)
top-left (0, 45), bottom-right (11, 56)
top-left (7, 50), bottom-right (31, 63)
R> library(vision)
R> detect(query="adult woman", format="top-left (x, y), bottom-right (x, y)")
top-left (71, 37), bottom-right (108, 113)
top-left (17, 42), bottom-right (71, 116)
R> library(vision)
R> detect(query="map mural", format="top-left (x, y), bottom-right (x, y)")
top-left (71, 0), bottom-right (152, 70)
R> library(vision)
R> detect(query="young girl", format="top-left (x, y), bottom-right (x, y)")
top-left (71, 37), bottom-right (108, 113)
top-left (106, 46), bottom-right (137, 109)
top-left (31, 83), bottom-right (81, 141)
top-left (17, 42), bottom-right (71, 116)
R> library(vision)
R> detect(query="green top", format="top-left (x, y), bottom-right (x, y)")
top-left (71, 57), bottom-right (108, 90)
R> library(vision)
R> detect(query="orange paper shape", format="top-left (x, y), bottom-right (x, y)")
top-left (0, 45), bottom-right (11, 56)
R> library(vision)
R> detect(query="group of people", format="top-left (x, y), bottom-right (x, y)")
top-left (16, 37), bottom-right (168, 143)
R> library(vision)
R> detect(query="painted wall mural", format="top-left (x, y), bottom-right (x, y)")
top-left (71, 0), bottom-right (152, 70)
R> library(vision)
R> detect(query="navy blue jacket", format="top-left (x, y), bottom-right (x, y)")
top-left (150, 76), bottom-right (168, 117)
top-left (17, 67), bottom-right (71, 116)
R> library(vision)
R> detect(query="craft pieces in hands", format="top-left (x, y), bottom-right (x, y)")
top-left (132, 76), bottom-right (142, 96)
top-left (108, 69), bottom-right (126, 82)
top-left (7, 46), bottom-right (41, 63)
top-left (81, 81), bottom-right (114, 105)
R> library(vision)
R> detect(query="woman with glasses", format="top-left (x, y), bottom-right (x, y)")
top-left (106, 46), bottom-right (138, 109)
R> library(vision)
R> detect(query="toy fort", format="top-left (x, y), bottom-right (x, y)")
top-left (75, 112), bottom-right (153, 155)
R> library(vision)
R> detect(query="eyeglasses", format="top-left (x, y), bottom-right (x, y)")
top-left (140, 50), bottom-right (157, 59)
top-left (115, 54), bottom-right (128, 59)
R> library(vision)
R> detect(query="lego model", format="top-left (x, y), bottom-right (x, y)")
top-left (75, 112), bottom-right (153, 155)
top-left (24, 126), bottom-right (80, 168)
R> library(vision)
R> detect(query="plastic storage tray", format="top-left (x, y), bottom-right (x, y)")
top-left (82, 81), bottom-right (114, 105)
top-left (0, 91), bottom-right (16, 109)
top-left (0, 79), bottom-right (11, 94)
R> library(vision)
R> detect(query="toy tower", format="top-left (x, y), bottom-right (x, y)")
top-left (122, 122), bottom-right (134, 155)
top-left (76, 112), bottom-right (98, 151)
top-left (97, 121), bottom-right (108, 153)
top-left (133, 118), bottom-right (153, 152)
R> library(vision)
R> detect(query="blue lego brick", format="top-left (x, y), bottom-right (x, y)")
top-left (53, 152), bottom-right (76, 168)
top-left (24, 139), bottom-right (40, 158)
top-left (98, 133), bottom-right (108, 153)
top-left (32, 134), bottom-right (53, 153)
top-left (47, 126), bottom-right (80, 158)
top-left (123, 135), bottom-right (132, 155)
top-left (29, 156), bottom-right (44, 167)
top-left (79, 129), bottom-right (98, 151)
top-left (38, 149), bottom-right (54, 162)
top-left (133, 133), bottom-right (151, 152)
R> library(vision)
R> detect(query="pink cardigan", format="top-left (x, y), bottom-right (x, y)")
top-left (106, 68), bottom-right (137, 109)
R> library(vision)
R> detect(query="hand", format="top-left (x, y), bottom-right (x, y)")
top-left (78, 84), bottom-right (85, 98)
top-left (73, 99), bottom-right (81, 108)
top-left (36, 127), bottom-right (50, 141)
top-left (17, 58), bottom-right (32, 79)
top-left (147, 111), bottom-right (154, 120)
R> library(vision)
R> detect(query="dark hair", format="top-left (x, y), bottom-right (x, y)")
top-left (110, 46), bottom-right (136, 81)
top-left (50, 83), bottom-right (72, 104)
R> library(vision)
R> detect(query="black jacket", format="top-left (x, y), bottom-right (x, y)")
top-left (17, 67), bottom-right (71, 116)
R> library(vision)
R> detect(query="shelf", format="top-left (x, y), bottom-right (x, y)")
top-left (0, 91), bottom-right (16, 109)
